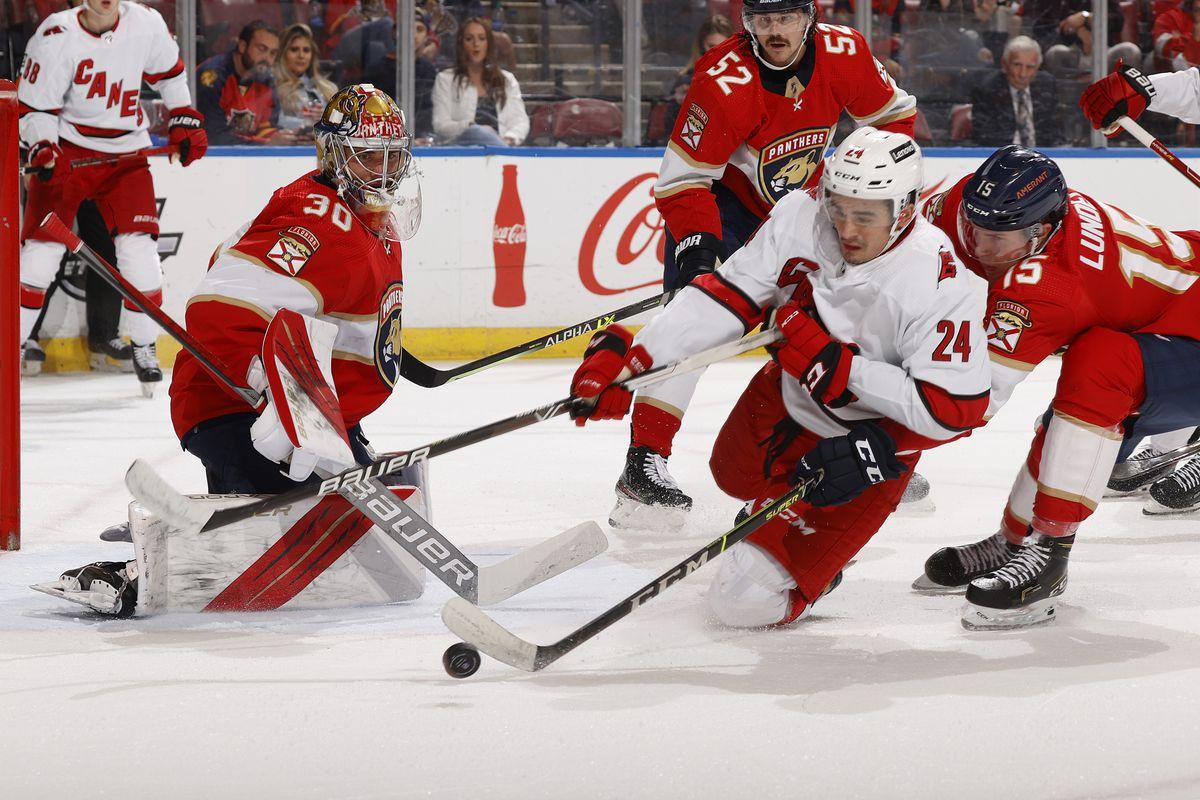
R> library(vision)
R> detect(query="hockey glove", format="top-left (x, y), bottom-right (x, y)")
top-left (1079, 60), bottom-right (1155, 135)
top-left (792, 422), bottom-right (907, 508)
top-left (167, 106), bottom-right (208, 166)
top-left (569, 324), bottom-right (652, 426)
top-left (27, 141), bottom-right (68, 184)
top-left (767, 303), bottom-right (856, 408)
top-left (673, 231), bottom-right (723, 289)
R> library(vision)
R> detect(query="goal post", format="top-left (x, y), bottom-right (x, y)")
top-left (1, 78), bottom-right (19, 551)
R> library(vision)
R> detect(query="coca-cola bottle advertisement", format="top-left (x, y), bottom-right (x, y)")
top-left (492, 163), bottom-right (527, 308)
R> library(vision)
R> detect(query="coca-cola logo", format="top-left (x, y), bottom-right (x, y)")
top-left (494, 223), bottom-right (527, 245)
top-left (578, 173), bottom-right (665, 296)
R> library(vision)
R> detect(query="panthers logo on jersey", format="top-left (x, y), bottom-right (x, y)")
top-left (758, 127), bottom-right (832, 204)
top-left (374, 281), bottom-right (404, 387)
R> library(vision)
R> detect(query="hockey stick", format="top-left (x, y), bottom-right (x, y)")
top-left (1117, 116), bottom-right (1200, 190)
top-left (22, 145), bottom-right (176, 176)
top-left (441, 476), bottom-right (817, 673)
top-left (1108, 439), bottom-right (1200, 488)
top-left (141, 327), bottom-right (782, 534)
top-left (398, 292), bottom-right (668, 387)
top-left (38, 213), bottom-right (260, 406)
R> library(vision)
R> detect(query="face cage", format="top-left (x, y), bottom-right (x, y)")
top-left (324, 134), bottom-right (414, 210)
top-left (743, 9), bottom-right (813, 70)
top-left (821, 187), bottom-right (915, 257)
top-left (956, 206), bottom-right (1052, 276)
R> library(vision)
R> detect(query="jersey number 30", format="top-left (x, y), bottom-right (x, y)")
top-left (303, 193), bottom-right (353, 232)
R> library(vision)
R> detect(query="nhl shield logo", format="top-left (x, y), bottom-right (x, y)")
top-left (375, 282), bottom-right (405, 388)
top-left (757, 127), bottom-right (832, 204)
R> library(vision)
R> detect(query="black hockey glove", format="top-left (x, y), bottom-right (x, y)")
top-left (672, 231), bottom-right (724, 289)
top-left (792, 422), bottom-right (907, 507)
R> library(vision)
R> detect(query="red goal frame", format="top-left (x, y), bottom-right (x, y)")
top-left (1, 78), bottom-right (20, 550)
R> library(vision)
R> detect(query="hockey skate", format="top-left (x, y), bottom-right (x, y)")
top-left (896, 472), bottom-right (935, 513)
top-left (1106, 446), bottom-right (1175, 497)
top-left (132, 342), bottom-right (162, 398)
top-left (21, 340), bottom-right (45, 376)
top-left (609, 446), bottom-right (692, 530)
top-left (89, 337), bottom-right (134, 373)
top-left (960, 533), bottom-right (1072, 630)
top-left (912, 530), bottom-right (1022, 595)
top-left (1144, 456), bottom-right (1200, 515)
top-left (31, 560), bottom-right (139, 618)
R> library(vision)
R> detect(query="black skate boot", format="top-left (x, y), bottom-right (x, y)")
top-left (21, 340), bottom-right (45, 376)
top-left (1144, 455), bottom-right (1200, 515)
top-left (961, 533), bottom-right (1072, 630)
top-left (132, 343), bottom-right (162, 398)
top-left (31, 560), bottom-right (139, 618)
top-left (609, 446), bottom-right (693, 530)
top-left (912, 530), bottom-right (1022, 595)
top-left (89, 337), bottom-right (134, 373)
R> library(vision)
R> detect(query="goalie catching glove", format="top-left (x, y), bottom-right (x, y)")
top-left (569, 324), bottom-right (652, 425)
top-left (793, 422), bottom-right (906, 507)
top-left (767, 303), bottom-right (856, 408)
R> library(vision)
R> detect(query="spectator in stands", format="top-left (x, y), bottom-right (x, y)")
top-left (420, 0), bottom-right (459, 68)
top-left (1154, 0), bottom-right (1200, 70)
top-left (432, 17), bottom-right (529, 145)
top-left (274, 24), bottom-right (337, 140)
top-left (915, 0), bottom-right (1018, 66)
top-left (197, 21), bottom-right (286, 145)
top-left (969, 35), bottom-right (1063, 146)
top-left (414, 12), bottom-right (439, 141)
top-left (1018, 0), bottom-right (1142, 75)
top-left (326, 0), bottom-right (391, 52)
top-left (656, 15), bottom-right (734, 142)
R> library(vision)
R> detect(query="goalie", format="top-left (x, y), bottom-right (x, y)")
top-left (36, 84), bottom-right (429, 618)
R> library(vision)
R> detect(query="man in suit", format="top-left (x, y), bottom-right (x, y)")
top-left (970, 36), bottom-right (1063, 147)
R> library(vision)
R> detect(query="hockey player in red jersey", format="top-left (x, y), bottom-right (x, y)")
top-left (17, 0), bottom-right (208, 392)
top-left (916, 146), bottom-right (1200, 629)
top-left (613, 0), bottom-right (919, 528)
top-left (571, 129), bottom-right (989, 628)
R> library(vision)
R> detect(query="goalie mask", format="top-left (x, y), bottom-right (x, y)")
top-left (315, 84), bottom-right (421, 241)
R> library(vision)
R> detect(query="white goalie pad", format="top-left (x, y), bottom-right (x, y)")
top-left (131, 486), bottom-right (429, 614)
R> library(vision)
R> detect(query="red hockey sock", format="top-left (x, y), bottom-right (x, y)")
top-left (630, 402), bottom-right (682, 457)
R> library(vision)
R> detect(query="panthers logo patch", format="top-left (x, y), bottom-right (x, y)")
top-left (375, 282), bottom-right (404, 387)
top-left (987, 300), bottom-right (1031, 354)
top-left (758, 127), bottom-right (832, 204)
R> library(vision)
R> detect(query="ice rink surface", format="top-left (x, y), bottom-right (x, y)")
top-left (5, 357), bottom-right (1200, 799)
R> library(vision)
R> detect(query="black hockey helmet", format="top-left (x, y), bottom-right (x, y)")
top-left (742, 0), bottom-right (817, 13)
top-left (741, 0), bottom-right (817, 70)
top-left (961, 145), bottom-right (1068, 232)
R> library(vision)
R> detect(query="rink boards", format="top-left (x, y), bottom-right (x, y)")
top-left (29, 146), bottom-right (1200, 369)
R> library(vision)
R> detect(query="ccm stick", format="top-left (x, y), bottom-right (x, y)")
top-left (398, 292), bottom-right (667, 387)
top-left (38, 214), bottom-right (606, 606)
top-left (441, 477), bottom-right (817, 674)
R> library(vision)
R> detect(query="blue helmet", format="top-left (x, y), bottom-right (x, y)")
top-left (961, 146), bottom-right (1068, 232)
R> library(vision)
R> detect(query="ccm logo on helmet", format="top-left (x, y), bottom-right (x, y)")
top-left (889, 141), bottom-right (916, 163)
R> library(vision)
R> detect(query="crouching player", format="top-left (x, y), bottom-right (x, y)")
top-left (34, 84), bottom-right (429, 617)
top-left (916, 146), bottom-right (1200, 628)
top-left (570, 128), bottom-right (989, 627)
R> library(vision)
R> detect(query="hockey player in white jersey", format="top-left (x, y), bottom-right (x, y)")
top-left (17, 0), bottom-right (207, 392)
top-left (569, 128), bottom-right (991, 627)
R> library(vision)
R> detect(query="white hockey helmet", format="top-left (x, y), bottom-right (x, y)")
top-left (820, 126), bottom-right (924, 250)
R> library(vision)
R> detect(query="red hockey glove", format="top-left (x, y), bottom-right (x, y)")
top-left (168, 106), bottom-right (208, 166)
top-left (569, 324), bottom-right (653, 426)
top-left (27, 141), bottom-right (68, 184)
top-left (768, 303), bottom-right (855, 407)
top-left (1079, 61), bottom-right (1155, 136)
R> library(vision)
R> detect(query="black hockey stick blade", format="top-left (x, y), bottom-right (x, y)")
top-left (441, 478), bottom-right (815, 673)
top-left (398, 293), bottom-right (668, 387)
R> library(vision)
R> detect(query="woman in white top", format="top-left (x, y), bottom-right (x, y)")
top-left (273, 24), bottom-right (338, 140)
top-left (432, 17), bottom-right (529, 145)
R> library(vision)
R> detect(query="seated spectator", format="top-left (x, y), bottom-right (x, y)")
top-left (969, 35), bottom-right (1062, 146)
top-left (658, 15), bottom-right (734, 140)
top-left (274, 24), bottom-right (337, 139)
top-left (432, 17), bottom-right (529, 145)
top-left (414, 12), bottom-right (439, 141)
top-left (1018, 0), bottom-right (1142, 75)
top-left (326, 0), bottom-right (392, 53)
top-left (421, 0), bottom-right (459, 68)
top-left (197, 21), bottom-right (286, 145)
top-left (1154, 0), bottom-right (1200, 70)
top-left (916, 0), bottom-right (1016, 66)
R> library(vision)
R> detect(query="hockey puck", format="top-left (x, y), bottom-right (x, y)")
top-left (442, 642), bottom-right (481, 679)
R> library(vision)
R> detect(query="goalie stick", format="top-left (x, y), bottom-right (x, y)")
top-left (398, 293), bottom-right (667, 387)
top-left (136, 327), bottom-right (782, 534)
top-left (440, 476), bottom-right (817, 673)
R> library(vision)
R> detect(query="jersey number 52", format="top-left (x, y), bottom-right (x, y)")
top-left (705, 52), bottom-right (752, 96)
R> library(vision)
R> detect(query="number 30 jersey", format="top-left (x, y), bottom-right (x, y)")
top-left (654, 26), bottom-right (917, 244)
top-left (924, 175), bottom-right (1200, 415)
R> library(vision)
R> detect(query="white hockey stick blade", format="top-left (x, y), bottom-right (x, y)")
top-left (124, 460), bottom-right (214, 534)
top-left (442, 596), bottom-right (540, 671)
top-left (476, 521), bottom-right (607, 605)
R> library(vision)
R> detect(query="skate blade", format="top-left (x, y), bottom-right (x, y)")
top-left (1103, 486), bottom-right (1149, 500)
top-left (608, 495), bottom-right (688, 531)
top-left (21, 362), bottom-right (43, 377)
top-left (89, 353), bottom-right (134, 374)
top-left (139, 381), bottom-right (157, 399)
top-left (960, 597), bottom-right (1058, 631)
top-left (30, 582), bottom-right (120, 614)
top-left (911, 574), bottom-right (966, 595)
top-left (1142, 498), bottom-right (1200, 516)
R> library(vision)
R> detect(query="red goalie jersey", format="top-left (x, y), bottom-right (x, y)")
top-left (654, 25), bottom-right (917, 242)
top-left (924, 176), bottom-right (1200, 413)
top-left (170, 171), bottom-right (405, 440)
